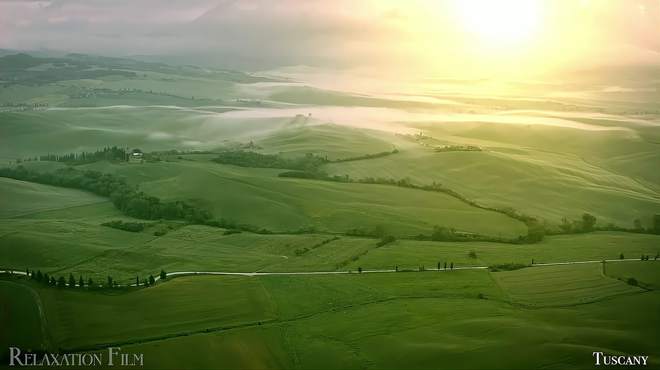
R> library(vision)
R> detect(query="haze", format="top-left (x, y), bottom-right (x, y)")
top-left (1, 0), bottom-right (659, 79)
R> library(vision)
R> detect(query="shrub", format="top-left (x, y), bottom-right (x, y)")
top-left (627, 277), bottom-right (638, 286)
top-left (489, 263), bottom-right (527, 272)
top-left (102, 220), bottom-right (146, 232)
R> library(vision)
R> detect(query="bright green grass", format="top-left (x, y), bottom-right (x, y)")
top-left (58, 74), bottom-right (238, 101)
top-left (0, 281), bottom-right (50, 353)
top-left (0, 215), bottom-right (155, 275)
top-left (0, 109), bottom-right (289, 161)
top-left (0, 177), bottom-right (107, 218)
top-left (258, 269), bottom-right (504, 320)
top-left (110, 285), bottom-right (660, 370)
top-left (3, 209), bottom-right (659, 281)
top-left (55, 229), bottom-right (356, 279)
top-left (605, 260), bottom-right (660, 288)
top-left (491, 263), bottom-right (642, 307)
top-left (324, 126), bottom-right (660, 228)
top-left (36, 276), bottom-right (276, 350)
top-left (346, 232), bottom-right (660, 271)
top-left (7, 266), bottom-right (658, 369)
top-left (123, 326), bottom-right (294, 370)
top-left (257, 123), bottom-right (394, 160)
top-left (74, 160), bottom-right (527, 237)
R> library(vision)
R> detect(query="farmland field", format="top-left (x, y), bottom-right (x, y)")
top-left (0, 46), bottom-right (659, 370)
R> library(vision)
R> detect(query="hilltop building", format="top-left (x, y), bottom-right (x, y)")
top-left (128, 149), bottom-right (144, 163)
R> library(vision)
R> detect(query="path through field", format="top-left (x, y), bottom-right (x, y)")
top-left (2, 258), bottom-right (656, 287)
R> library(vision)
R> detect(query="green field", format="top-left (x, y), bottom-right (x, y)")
top-left (0, 177), bottom-right (106, 218)
top-left (491, 263), bottom-right (642, 307)
top-left (325, 123), bottom-right (660, 228)
top-left (1, 52), bottom-right (660, 370)
top-left (605, 260), bottom-right (660, 289)
top-left (71, 159), bottom-right (527, 237)
top-left (3, 267), bottom-right (658, 369)
top-left (0, 281), bottom-right (50, 353)
top-left (345, 232), bottom-right (660, 271)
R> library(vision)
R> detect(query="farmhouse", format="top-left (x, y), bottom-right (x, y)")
top-left (128, 149), bottom-right (144, 163)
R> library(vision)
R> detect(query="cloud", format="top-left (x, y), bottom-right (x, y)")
top-left (0, 0), bottom-right (658, 73)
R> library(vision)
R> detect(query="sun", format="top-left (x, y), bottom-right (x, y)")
top-left (452, 0), bottom-right (544, 48)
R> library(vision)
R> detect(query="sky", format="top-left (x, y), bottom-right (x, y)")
top-left (0, 0), bottom-right (659, 77)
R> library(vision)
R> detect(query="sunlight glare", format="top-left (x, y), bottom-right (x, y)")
top-left (452, 0), bottom-right (544, 48)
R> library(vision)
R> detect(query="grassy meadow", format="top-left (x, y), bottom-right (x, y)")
top-left (1, 52), bottom-right (659, 369)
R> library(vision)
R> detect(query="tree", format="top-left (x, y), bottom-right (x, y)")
top-left (395, 265), bottom-right (399, 272)
top-left (36, 270), bottom-right (43, 282)
top-left (88, 277), bottom-right (94, 288)
top-left (444, 262), bottom-right (447, 270)
top-left (68, 273), bottom-right (76, 288)
top-left (654, 214), bottom-right (660, 234)
top-left (559, 217), bottom-right (572, 233)
top-left (26, 268), bottom-right (30, 278)
top-left (107, 276), bottom-right (113, 288)
top-left (148, 275), bottom-right (155, 286)
top-left (627, 277), bottom-right (638, 286)
top-left (620, 253), bottom-right (625, 260)
top-left (437, 262), bottom-right (441, 270)
top-left (136, 276), bottom-right (140, 286)
top-left (358, 267), bottom-right (363, 274)
top-left (633, 218), bottom-right (643, 231)
top-left (79, 275), bottom-right (84, 288)
top-left (526, 221), bottom-right (545, 243)
top-left (468, 251), bottom-right (477, 259)
top-left (582, 213), bottom-right (597, 232)
top-left (160, 269), bottom-right (167, 280)
top-left (49, 276), bottom-right (56, 286)
top-left (450, 262), bottom-right (454, 270)
top-left (57, 276), bottom-right (66, 288)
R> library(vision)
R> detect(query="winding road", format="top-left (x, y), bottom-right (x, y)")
top-left (2, 257), bottom-right (655, 287)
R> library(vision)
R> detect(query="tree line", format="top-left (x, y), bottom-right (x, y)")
top-left (20, 146), bottom-right (129, 164)
top-left (280, 171), bottom-right (544, 242)
top-left (213, 150), bottom-right (328, 171)
top-left (102, 220), bottom-right (148, 232)
top-left (0, 166), bottom-right (213, 223)
top-left (22, 269), bottom-right (168, 289)
top-left (213, 149), bottom-right (400, 171)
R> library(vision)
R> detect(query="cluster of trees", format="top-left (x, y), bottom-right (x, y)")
top-left (376, 235), bottom-right (396, 247)
top-left (488, 263), bottom-right (527, 272)
top-left (213, 150), bottom-right (328, 171)
top-left (36, 146), bottom-right (128, 164)
top-left (25, 269), bottom-right (167, 290)
top-left (435, 261), bottom-right (454, 270)
top-left (640, 254), bottom-right (657, 261)
top-left (346, 225), bottom-right (394, 240)
top-left (102, 220), bottom-right (147, 232)
top-left (558, 213), bottom-right (597, 233)
top-left (28, 270), bottom-right (118, 289)
top-left (279, 172), bottom-right (543, 239)
top-left (203, 218), bottom-right (273, 234)
top-left (0, 166), bottom-right (212, 223)
top-left (331, 149), bottom-right (399, 163)
top-left (557, 214), bottom-right (660, 235)
top-left (434, 145), bottom-right (482, 152)
top-left (633, 215), bottom-right (660, 234)
top-left (294, 236), bottom-right (340, 256)
top-left (411, 226), bottom-right (509, 244)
